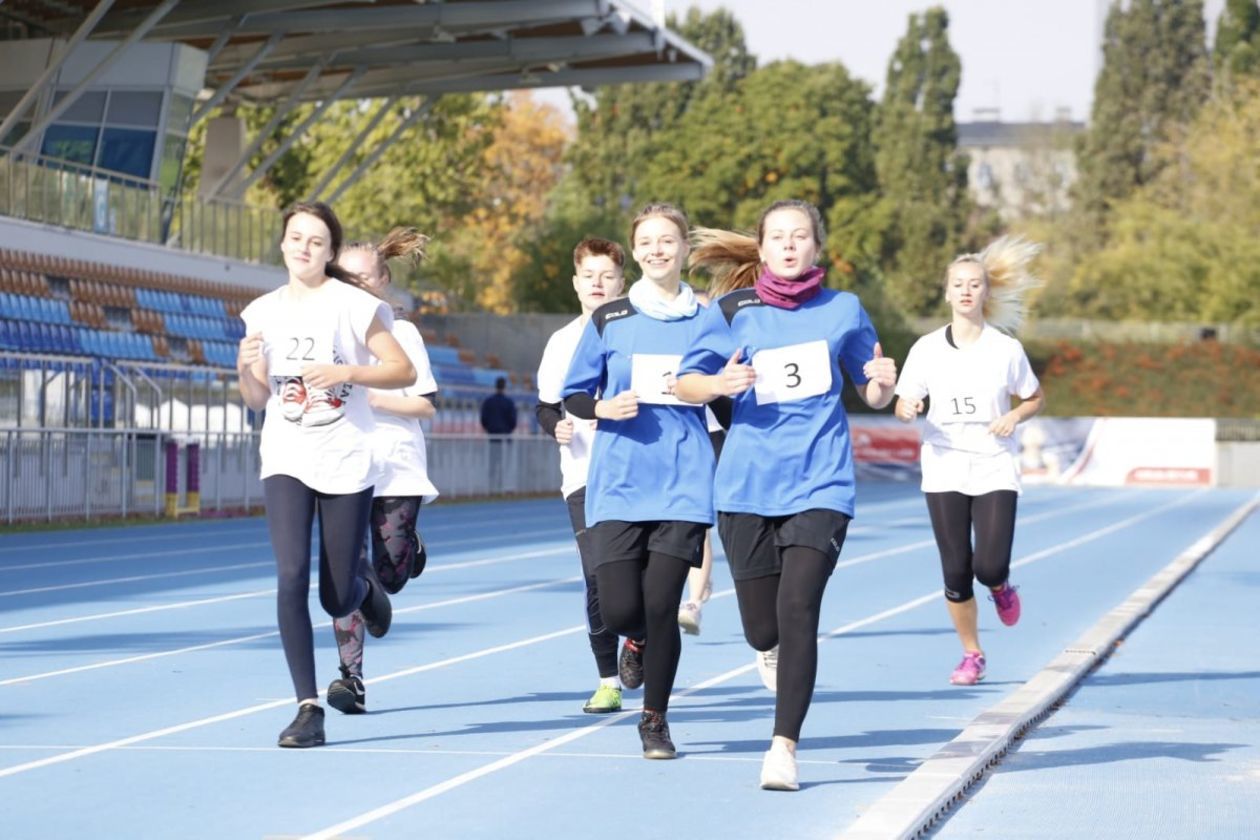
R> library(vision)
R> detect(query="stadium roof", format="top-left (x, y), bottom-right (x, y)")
top-left (1, 0), bottom-right (713, 103)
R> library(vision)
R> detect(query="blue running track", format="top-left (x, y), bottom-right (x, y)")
top-left (0, 484), bottom-right (1254, 839)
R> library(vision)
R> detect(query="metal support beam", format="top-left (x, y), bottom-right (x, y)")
top-left (325, 100), bottom-right (433, 205)
top-left (307, 95), bottom-right (401, 202)
top-left (0, 0), bottom-right (116, 146)
top-left (10, 0), bottom-right (180, 155)
top-left (191, 32), bottom-right (285, 124)
top-left (229, 66), bottom-right (366, 200)
top-left (64, 0), bottom-right (371, 38)
top-left (203, 54), bottom-right (334, 199)
top-left (201, 18), bottom-right (248, 70)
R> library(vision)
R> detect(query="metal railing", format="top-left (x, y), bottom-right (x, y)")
top-left (0, 427), bottom-right (559, 523)
top-left (0, 146), bottom-right (284, 265)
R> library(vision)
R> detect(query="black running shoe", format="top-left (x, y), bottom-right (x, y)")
top-left (638, 710), bottom-right (676, 759)
top-left (618, 638), bottom-right (645, 690)
top-left (410, 535), bottom-right (427, 579)
top-left (327, 666), bottom-right (366, 715)
top-left (360, 574), bottom-right (392, 639)
top-left (278, 704), bottom-right (325, 748)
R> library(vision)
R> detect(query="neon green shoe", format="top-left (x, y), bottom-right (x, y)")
top-left (582, 684), bottom-right (622, 714)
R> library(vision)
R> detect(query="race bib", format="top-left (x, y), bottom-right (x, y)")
top-left (630, 353), bottom-right (684, 406)
top-left (268, 330), bottom-right (332, 377)
top-left (752, 340), bottom-right (832, 405)
top-left (935, 384), bottom-right (996, 423)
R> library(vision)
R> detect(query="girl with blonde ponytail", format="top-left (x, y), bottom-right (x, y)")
top-left (322, 227), bottom-right (440, 717)
top-left (893, 235), bottom-right (1046, 689)
top-left (674, 199), bottom-right (897, 792)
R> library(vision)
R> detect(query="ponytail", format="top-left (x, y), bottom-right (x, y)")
top-left (688, 227), bottom-right (761, 297)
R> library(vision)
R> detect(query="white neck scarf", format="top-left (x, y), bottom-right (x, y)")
top-left (628, 278), bottom-right (698, 321)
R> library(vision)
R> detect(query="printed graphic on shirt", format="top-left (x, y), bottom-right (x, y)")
top-left (270, 346), bottom-right (351, 428)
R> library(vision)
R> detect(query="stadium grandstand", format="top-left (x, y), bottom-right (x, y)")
top-left (0, 0), bottom-right (711, 520)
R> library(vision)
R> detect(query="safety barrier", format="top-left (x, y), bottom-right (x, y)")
top-left (0, 428), bottom-right (559, 523)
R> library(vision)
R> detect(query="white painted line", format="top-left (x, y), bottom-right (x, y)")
top-left (295, 491), bottom-right (1174, 839)
top-left (837, 490), bottom-right (1255, 840)
top-left (0, 561), bottom-right (272, 598)
top-left (0, 620), bottom-right (588, 779)
top-left (0, 541), bottom-right (272, 574)
top-left (0, 575), bottom-right (583, 687)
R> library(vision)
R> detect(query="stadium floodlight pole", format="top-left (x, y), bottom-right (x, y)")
top-left (202, 54), bottom-right (334, 200)
top-left (190, 32), bottom-right (286, 125)
top-left (0, 0), bottom-right (117, 150)
top-left (10, 0), bottom-right (180, 155)
top-left (324, 98), bottom-right (434, 205)
top-left (306, 94), bottom-right (402, 202)
top-left (228, 65), bottom-right (366, 200)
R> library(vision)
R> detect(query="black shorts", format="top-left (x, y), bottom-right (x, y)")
top-left (587, 519), bottom-right (707, 570)
top-left (564, 486), bottom-right (597, 577)
top-left (709, 429), bottom-right (726, 461)
top-left (717, 509), bottom-right (851, 581)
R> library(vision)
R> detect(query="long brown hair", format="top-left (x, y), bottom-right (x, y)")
top-left (688, 199), bottom-right (827, 297)
top-left (281, 201), bottom-right (372, 292)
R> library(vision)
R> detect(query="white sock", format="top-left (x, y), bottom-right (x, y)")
top-left (600, 676), bottom-right (621, 689)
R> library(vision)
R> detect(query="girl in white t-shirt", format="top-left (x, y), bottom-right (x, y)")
top-left (323, 228), bottom-right (439, 716)
top-left (237, 202), bottom-right (416, 749)
top-left (894, 236), bottom-right (1045, 688)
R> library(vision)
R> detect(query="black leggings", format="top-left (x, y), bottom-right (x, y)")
top-left (733, 547), bottom-right (833, 742)
top-left (263, 475), bottom-right (374, 702)
top-left (925, 490), bottom-right (1018, 602)
top-left (595, 552), bottom-right (691, 711)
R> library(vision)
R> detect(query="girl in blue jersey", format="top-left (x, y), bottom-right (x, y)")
top-left (562, 203), bottom-right (716, 760)
top-left (675, 199), bottom-right (897, 791)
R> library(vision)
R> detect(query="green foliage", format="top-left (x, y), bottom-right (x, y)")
top-left (1030, 339), bottom-right (1260, 417)
top-left (1214, 0), bottom-right (1260, 81)
top-left (1073, 0), bottom-right (1210, 233)
top-left (871, 7), bottom-right (970, 316)
top-left (1065, 83), bottom-right (1260, 324)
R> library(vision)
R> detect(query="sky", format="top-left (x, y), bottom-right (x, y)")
top-left (536, 0), bottom-right (1227, 124)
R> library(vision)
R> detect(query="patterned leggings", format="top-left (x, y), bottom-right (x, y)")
top-left (333, 496), bottom-right (424, 677)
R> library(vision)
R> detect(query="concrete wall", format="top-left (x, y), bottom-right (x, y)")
top-left (425, 311), bottom-right (574, 377)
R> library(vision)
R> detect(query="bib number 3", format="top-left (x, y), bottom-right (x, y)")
top-left (752, 340), bottom-right (832, 405)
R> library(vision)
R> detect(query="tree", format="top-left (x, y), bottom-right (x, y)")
top-left (1072, 0), bottom-right (1210, 232)
top-left (564, 7), bottom-right (756, 220)
top-left (1067, 82), bottom-right (1260, 324)
top-left (870, 7), bottom-right (970, 316)
top-left (1214, 0), bottom-right (1260, 82)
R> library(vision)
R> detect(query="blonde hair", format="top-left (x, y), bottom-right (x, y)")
top-left (343, 226), bottom-right (430, 285)
top-left (948, 235), bottom-right (1042, 334)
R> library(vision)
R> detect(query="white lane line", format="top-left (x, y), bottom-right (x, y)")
top-left (835, 491), bottom-right (1127, 570)
top-left (0, 575), bottom-right (582, 687)
top-left (0, 562), bottom-right (272, 598)
top-left (0, 542), bottom-right (272, 574)
top-left (0, 621), bottom-right (586, 779)
top-left (297, 489), bottom-right (1205, 840)
top-left (0, 546), bottom-right (575, 635)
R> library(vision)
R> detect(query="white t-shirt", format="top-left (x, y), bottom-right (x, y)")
top-left (537, 315), bottom-right (598, 499)
top-left (896, 324), bottom-right (1040, 493)
top-left (241, 281), bottom-right (392, 495)
top-left (370, 319), bottom-right (440, 501)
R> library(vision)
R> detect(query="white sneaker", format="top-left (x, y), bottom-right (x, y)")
top-left (678, 601), bottom-right (702, 635)
top-left (756, 645), bottom-right (778, 693)
top-left (759, 742), bottom-right (799, 791)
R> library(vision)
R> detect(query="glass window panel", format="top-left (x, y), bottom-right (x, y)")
top-left (52, 90), bottom-right (106, 123)
top-left (159, 133), bottom-right (187, 194)
top-left (41, 123), bottom-right (99, 165)
top-left (97, 127), bottom-right (155, 179)
top-left (106, 91), bottom-right (163, 127)
top-left (166, 94), bottom-right (193, 135)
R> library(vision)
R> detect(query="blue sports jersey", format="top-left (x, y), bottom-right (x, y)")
top-left (677, 287), bottom-right (877, 517)
top-left (562, 298), bottom-right (715, 526)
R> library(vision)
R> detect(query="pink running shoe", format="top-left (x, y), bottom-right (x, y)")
top-left (950, 651), bottom-right (986, 686)
top-left (991, 583), bottom-right (1021, 626)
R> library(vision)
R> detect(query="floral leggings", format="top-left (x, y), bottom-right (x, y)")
top-left (333, 496), bottom-right (424, 677)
